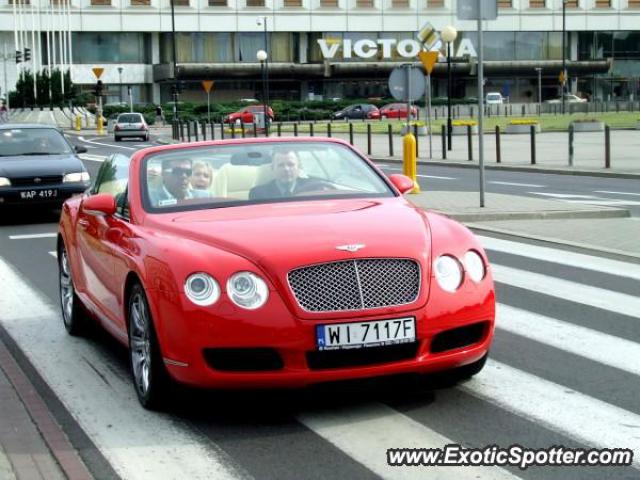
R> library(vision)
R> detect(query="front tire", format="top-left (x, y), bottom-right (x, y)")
top-left (128, 283), bottom-right (169, 410)
top-left (58, 244), bottom-right (86, 336)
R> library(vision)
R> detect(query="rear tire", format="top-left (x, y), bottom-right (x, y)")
top-left (58, 243), bottom-right (87, 336)
top-left (114, 136), bottom-right (121, 142)
top-left (128, 283), bottom-right (170, 410)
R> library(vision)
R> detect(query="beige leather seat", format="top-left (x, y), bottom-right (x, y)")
top-left (213, 163), bottom-right (261, 200)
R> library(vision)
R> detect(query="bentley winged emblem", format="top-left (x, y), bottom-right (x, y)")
top-left (336, 244), bottom-right (366, 253)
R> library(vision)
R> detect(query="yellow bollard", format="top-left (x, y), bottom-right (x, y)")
top-left (75, 115), bottom-right (81, 131)
top-left (402, 133), bottom-right (420, 194)
top-left (97, 115), bottom-right (104, 135)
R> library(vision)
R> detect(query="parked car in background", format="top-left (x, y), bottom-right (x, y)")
top-left (114, 113), bottom-right (149, 142)
top-left (331, 104), bottom-right (381, 120)
top-left (545, 94), bottom-right (587, 104)
top-left (0, 124), bottom-right (89, 209)
top-left (485, 92), bottom-right (505, 105)
top-left (379, 103), bottom-right (418, 120)
top-left (223, 105), bottom-right (275, 125)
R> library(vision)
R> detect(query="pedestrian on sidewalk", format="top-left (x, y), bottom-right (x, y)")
top-left (155, 104), bottom-right (164, 126)
top-left (0, 102), bottom-right (8, 123)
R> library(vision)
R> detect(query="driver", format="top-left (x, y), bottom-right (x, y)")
top-left (249, 148), bottom-right (313, 200)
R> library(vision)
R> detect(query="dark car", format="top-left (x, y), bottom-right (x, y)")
top-left (0, 124), bottom-right (90, 208)
top-left (331, 104), bottom-right (381, 120)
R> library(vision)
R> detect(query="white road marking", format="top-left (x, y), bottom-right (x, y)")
top-left (464, 361), bottom-right (640, 468)
top-left (375, 163), bottom-right (390, 167)
top-left (81, 137), bottom-right (136, 151)
top-left (529, 193), bottom-right (597, 199)
top-left (416, 174), bottom-right (455, 180)
top-left (49, 251), bottom-right (57, 258)
top-left (478, 235), bottom-right (640, 281)
top-left (594, 190), bottom-right (640, 197)
top-left (492, 264), bottom-right (640, 319)
top-left (0, 257), bottom-right (242, 480)
top-left (8, 233), bottom-right (57, 240)
top-left (497, 304), bottom-right (640, 376)
top-left (298, 403), bottom-right (518, 480)
top-left (79, 154), bottom-right (107, 163)
top-left (490, 181), bottom-right (544, 188)
top-left (134, 144), bottom-right (153, 148)
top-left (564, 199), bottom-right (640, 206)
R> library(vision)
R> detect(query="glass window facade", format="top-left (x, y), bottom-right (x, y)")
top-left (578, 31), bottom-right (640, 60)
top-left (72, 33), bottom-right (150, 63)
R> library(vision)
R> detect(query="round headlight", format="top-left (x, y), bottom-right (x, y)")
top-left (227, 272), bottom-right (269, 310)
top-left (184, 273), bottom-right (220, 306)
top-left (464, 250), bottom-right (485, 283)
top-left (434, 255), bottom-right (463, 293)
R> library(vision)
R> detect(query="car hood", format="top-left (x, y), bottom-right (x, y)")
top-left (0, 154), bottom-right (85, 178)
top-left (152, 197), bottom-right (432, 288)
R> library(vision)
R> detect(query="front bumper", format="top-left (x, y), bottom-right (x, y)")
top-left (0, 183), bottom-right (88, 206)
top-left (149, 284), bottom-right (495, 389)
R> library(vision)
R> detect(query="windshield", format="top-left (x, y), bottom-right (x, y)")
top-left (143, 142), bottom-right (393, 212)
top-left (0, 128), bottom-right (73, 156)
top-left (118, 114), bottom-right (143, 123)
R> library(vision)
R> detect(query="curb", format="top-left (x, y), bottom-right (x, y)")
top-left (467, 223), bottom-right (640, 264)
top-left (371, 157), bottom-right (640, 180)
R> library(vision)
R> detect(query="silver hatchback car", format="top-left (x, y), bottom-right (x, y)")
top-left (114, 113), bottom-right (149, 142)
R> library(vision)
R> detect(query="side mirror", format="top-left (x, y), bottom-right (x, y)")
top-left (75, 145), bottom-right (88, 154)
top-left (389, 174), bottom-right (415, 195)
top-left (82, 193), bottom-right (117, 216)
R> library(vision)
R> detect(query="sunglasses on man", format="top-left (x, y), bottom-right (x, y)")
top-left (163, 167), bottom-right (192, 177)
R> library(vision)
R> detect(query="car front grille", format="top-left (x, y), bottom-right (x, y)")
top-left (10, 175), bottom-right (63, 187)
top-left (288, 258), bottom-right (421, 313)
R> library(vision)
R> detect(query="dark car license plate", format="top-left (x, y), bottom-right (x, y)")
top-left (20, 189), bottom-right (58, 200)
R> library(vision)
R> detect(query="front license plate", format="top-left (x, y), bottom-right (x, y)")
top-left (316, 317), bottom-right (416, 351)
top-left (20, 189), bottom-right (58, 200)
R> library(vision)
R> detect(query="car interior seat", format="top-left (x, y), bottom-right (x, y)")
top-left (213, 151), bottom-right (271, 200)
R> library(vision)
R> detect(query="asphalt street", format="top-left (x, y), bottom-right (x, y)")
top-left (0, 200), bottom-right (639, 478)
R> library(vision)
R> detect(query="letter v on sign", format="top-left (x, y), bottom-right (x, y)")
top-left (418, 51), bottom-right (439, 75)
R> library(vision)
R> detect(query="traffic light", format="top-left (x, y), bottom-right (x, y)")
top-left (15, 50), bottom-right (21, 64)
top-left (93, 80), bottom-right (104, 97)
top-left (24, 48), bottom-right (31, 62)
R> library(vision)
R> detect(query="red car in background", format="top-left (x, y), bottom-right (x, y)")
top-left (223, 105), bottom-right (275, 124)
top-left (57, 138), bottom-right (495, 409)
top-left (380, 103), bottom-right (419, 120)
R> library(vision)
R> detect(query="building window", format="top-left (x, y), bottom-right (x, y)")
top-left (246, 0), bottom-right (265, 5)
top-left (594, 0), bottom-right (610, 6)
top-left (356, 0), bottom-right (374, 7)
top-left (498, 0), bottom-right (512, 7)
top-left (208, 0), bottom-right (227, 5)
top-left (529, 0), bottom-right (545, 7)
top-left (173, 0), bottom-right (190, 5)
top-left (8, 0), bottom-right (31, 4)
top-left (71, 33), bottom-right (151, 63)
top-left (564, 0), bottom-right (578, 7)
top-left (90, 0), bottom-right (111, 4)
top-left (284, 0), bottom-right (302, 6)
top-left (426, 0), bottom-right (444, 6)
top-left (392, 0), bottom-right (409, 6)
top-left (629, 0), bottom-right (640, 7)
top-left (130, 0), bottom-right (150, 5)
top-left (320, 0), bottom-right (339, 5)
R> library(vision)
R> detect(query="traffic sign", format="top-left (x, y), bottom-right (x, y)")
top-left (388, 66), bottom-right (425, 102)
top-left (202, 80), bottom-right (214, 93)
top-left (559, 71), bottom-right (566, 85)
top-left (418, 51), bottom-right (439, 75)
top-left (92, 67), bottom-right (104, 79)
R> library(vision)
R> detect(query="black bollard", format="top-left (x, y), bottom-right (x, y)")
top-left (310, 123), bottom-right (314, 137)
top-left (277, 123), bottom-right (282, 137)
top-left (467, 124), bottom-right (473, 161)
top-left (605, 125), bottom-right (611, 169)
top-left (327, 123), bottom-right (332, 137)
top-left (388, 124), bottom-right (393, 156)
top-left (349, 123), bottom-right (354, 145)
top-left (294, 123), bottom-right (298, 137)
top-left (495, 125), bottom-right (501, 163)
top-left (441, 124), bottom-right (446, 160)
top-left (367, 124), bottom-right (372, 155)
top-left (530, 125), bottom-right (536, 165)
top-left (186, 121), bottom-right (191, 142)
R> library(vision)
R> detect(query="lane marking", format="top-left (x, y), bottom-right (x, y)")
top-left (49, 251), bottom-right (57, 258)
top-left (489, 181), bottom-right (544, 188)
top-left (416, 174), bottom-right (455, 180)
top-left (492, 264), bottom-right (640, 319)
top-left (529, 193), bottom-right (596, 199)
top-left (9, 233), bottom-right (57, 240)
top-left (478, 235), bottom-right (640, 282)
top-left (298, 402), bottom-right (518, 480)
top-left (564, 199), bottom-right (640, 206)
top-left (81, 137), bottom-right (136, 151)
top-left (465, 361), bottom-right (640, 468)
top-left (0, 256), bottom-right (243, 480)
top-left (79, 154), bottom-right (107, 163)
top-left (595, 190), bottom-right (640, 197)
top-left (133, 144), bottom-right (153, 148)
top-left (498, 304), bottom-right (640, 376)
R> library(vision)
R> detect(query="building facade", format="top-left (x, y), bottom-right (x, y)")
top-left (0, 0), bottom-right (638, 105)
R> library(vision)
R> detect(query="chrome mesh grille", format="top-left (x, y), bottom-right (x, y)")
top-left (288, 259), bottom-right (420, 312)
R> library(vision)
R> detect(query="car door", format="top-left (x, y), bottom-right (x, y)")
top-left (76, 154), bottom-right (130, 326)
top-left (351, 105), bottom-right (364, 119)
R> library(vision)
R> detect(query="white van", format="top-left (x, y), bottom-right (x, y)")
top-left (485, 92), bottom-right (504, 105)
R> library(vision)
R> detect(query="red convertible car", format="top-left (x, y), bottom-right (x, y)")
top-left (58, 138), bottom-right (495, 409)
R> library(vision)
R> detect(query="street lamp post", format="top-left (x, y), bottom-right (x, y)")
top-left (170, 0), bottom-right (179, 122)
top-left (535, 67), bottom-right (542, 115)
top-left (562, 0), bottom-right (567, 115)
top-left (441, 26), bottom-right (457, 151)
top-left (257, 16), bottom-right (269, 136)
top-left (117, 66), bottom-right (123, 104)
top-left (257, 49), bottom-right (268, 136)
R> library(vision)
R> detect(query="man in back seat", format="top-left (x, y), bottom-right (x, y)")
top-left (248, 148), bottom-right (314, 201)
